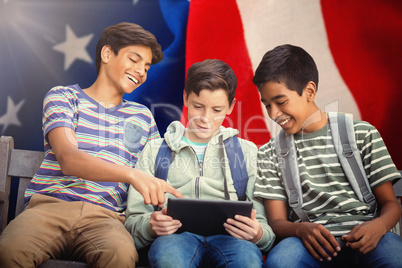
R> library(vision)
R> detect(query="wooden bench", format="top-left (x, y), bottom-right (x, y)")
top-left (0, 136), bottom-right (88, 268)
top-left (0, 136), bottom-right (149, 267)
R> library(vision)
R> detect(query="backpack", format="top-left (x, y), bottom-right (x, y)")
top-left (154, 135), bottom-right (249, 201)
top-left (275, 112), bottom-right (377, 222)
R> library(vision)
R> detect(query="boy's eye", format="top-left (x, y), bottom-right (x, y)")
top-left (129, 58), bottom-right (137, 63)
top-left (213, 109), bottom-right (222, 113)
top-left (278, 101), bottom-right (286, 105)
top-left (194, 105), bottom-right (202, 109)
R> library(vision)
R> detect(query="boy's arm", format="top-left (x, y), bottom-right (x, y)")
top-left (342, 121), bottom-right (402, 254)
top-left (124, 184), bottom-right (157, 250)
top-left (48, 126), bottom-right (183, 206)
top-left (224, 140), bottom-right (276, 254)
top-left (125, 195), bottom-right (181, 250)
top-left (224, 198), bottom-right (275, 255)
top-left (341, 181), bottom-right (401, 254)
top-left (125, 141), bottom-right (181, 249)
top-left (245, 181), bottom-right (276, 254)
top-left (224, 194), bottom-right (276, 255)
top-left (265, 199), bottom-right (340, 262)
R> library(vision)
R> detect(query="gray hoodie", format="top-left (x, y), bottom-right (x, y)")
top-left (124, 121), bottom-right (275, 254)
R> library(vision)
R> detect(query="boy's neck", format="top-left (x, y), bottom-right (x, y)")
top-left (298, 109), bottom-right (328, 134)
top-left (182, 136), bottom-right (208, 146)
top-left (83, 78), bottom-right (123, 108)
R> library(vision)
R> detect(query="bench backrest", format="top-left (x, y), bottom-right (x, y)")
top-left (0, 136), bottom-right (44, 233)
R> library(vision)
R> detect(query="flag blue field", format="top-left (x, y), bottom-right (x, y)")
top-left (1, 1), bottom-right (401, 214)
top-left (0, 0), bottom-right (189, 220)
top-left (0, 0), bottom-right (189, 151)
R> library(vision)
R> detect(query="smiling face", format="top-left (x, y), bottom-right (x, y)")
top-left (102, 44), bottom-right (152, 96)
top-left (260, 81), bottom-right (322, 134)
top-left (184, 89), bottom-right (235, 143)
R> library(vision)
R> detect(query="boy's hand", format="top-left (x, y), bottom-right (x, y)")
top-left (131, 173), bottom-right (184, 207)
top-left (296, 222), bottom-right (341, 262)
top-left (341, 219), bottom-right (386, 254)
top-left (224, 209), bottom-right (263, 243)
top-left (149, 208), bottom-right (182, 236)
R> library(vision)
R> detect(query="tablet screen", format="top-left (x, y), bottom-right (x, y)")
top-left (167, 198), bottom-right (253, 236)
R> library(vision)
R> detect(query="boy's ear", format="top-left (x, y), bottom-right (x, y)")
top-left (101, 45), bottom-right (112, 64)
top-left (227, 98), bottom-right (236, 115)
top-left (304, 82), bottom-right (317, 102)
top-left (183, 90), bottom-right (188, 107)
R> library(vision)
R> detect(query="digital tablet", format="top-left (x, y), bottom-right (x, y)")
top-left (167, 198), bottom-right (253, 236)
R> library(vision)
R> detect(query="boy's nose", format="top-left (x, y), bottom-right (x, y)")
top-left (134, 65), bottom-right (146, 77)
top-left (200, 113), bottom-right (210, 123)
top-left (270, 104), bottom-right (281, 118)
top-left (200, 117), bottom-right (208, 125)
top-left (200, 110), bottom-right (213, 124)
top-left (201, 109), bottom-right (211, 118)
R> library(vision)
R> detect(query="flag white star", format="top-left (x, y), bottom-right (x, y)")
top-left (0, 96), bottom-right (25, 134)
top-left (133, 0), bottom-right (140, 5)
top-left (53, 25), bottom-right (94, 71)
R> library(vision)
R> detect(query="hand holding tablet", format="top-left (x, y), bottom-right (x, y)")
top-left (166, 198), bottom-right (253, 236)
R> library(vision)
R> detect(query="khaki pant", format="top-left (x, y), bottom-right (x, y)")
top-left (0, 194), bottom-right (138, 268)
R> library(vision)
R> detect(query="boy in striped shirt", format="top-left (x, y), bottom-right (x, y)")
top-left (253, 44), bottom-right (402, 267)
top-left (0, 22), bottom-right (182, 267)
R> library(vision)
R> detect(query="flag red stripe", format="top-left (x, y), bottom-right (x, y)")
top-left (183, 0), bottom-right (270, 146)
top-left (321, 0), bottom-right (402, 168)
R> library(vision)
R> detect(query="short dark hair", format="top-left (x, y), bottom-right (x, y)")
top-left (253, 44), bottom-right (318, 96)
top-left (184, 59), bottom-right (237, 105)
top-left (95, 22), bottom-right (164, 74)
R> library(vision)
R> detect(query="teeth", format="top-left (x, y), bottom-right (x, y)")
top-left (279, 118), bottom-right (290, 126)
top-left (127, 74), bottom-right (139, 84)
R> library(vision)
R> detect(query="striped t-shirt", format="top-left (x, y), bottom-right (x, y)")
top-left (254, 120), bottom-right (400, 236)
top-left (181, 136), bottom-right (207, 163)
top-left (24, 85), bottom-right (160, 213)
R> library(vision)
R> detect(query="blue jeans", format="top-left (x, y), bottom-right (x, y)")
top-left (148, 232), bottom-right (262, 268)
top-left (264, 232), bottom-right (402, 268)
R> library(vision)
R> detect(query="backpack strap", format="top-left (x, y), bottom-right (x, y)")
top-left (328, 112), bottom-right (376, 213)
top-left (276, 112), bottom-right (377, 222)
top-left (219, 135), bottom-right (231, 200)
top-left (275, 130), bottom-right (310, 222)
top-left (154, 136), bottom-right (249, 201)
top-left (154, 139), bottom-right (173, 181)
top-left (223, 136), bottom-right (248, 201)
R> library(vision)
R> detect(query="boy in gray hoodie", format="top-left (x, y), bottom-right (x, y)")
top-left (125, 59), bottom-right (275, 267)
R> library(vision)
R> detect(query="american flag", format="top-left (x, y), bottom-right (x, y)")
top-left (1, 0), bottom-right (401, 171)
